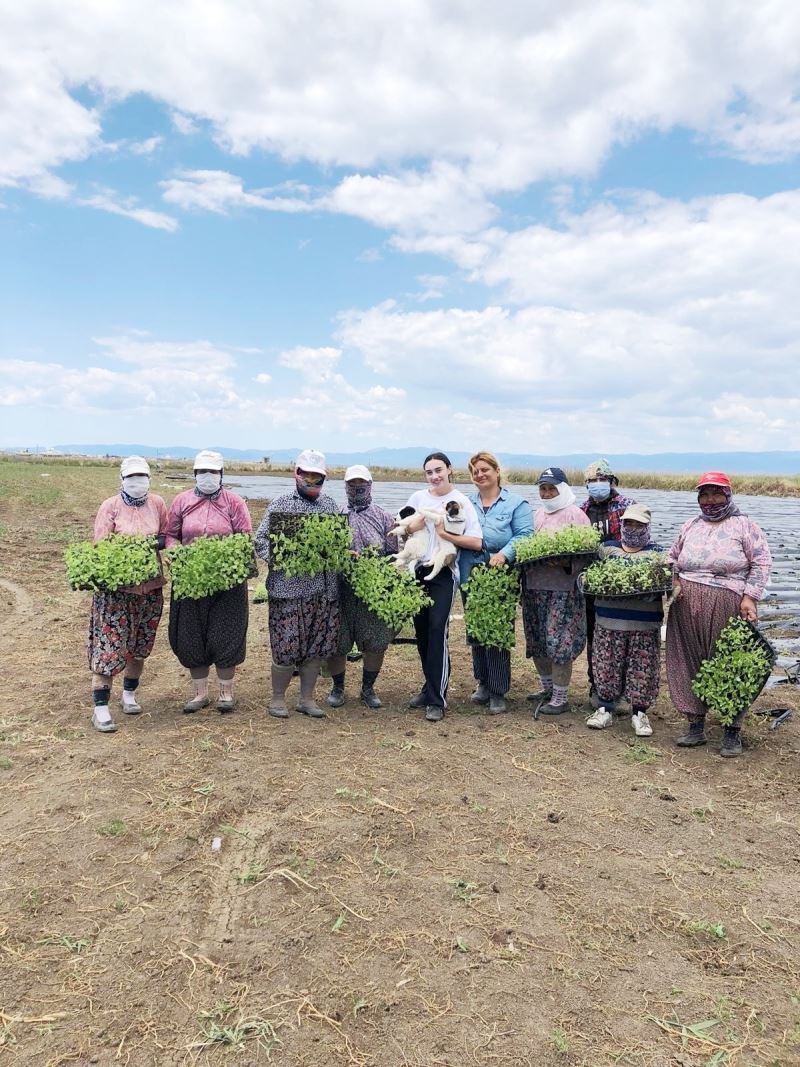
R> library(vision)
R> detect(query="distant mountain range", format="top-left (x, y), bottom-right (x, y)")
top-left (17, 443), bottom-right (800, 474)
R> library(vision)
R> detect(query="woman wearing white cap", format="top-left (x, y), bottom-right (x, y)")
top-left (585, 503), bottom-right (665, 737)
top-left (326, 465), bottom-right (398, 710)
top-left (165, 450), bottom-right (253, 713)
top-left (254, 449), bottom-right (342, 719)
top-left (87, 456), bottom-right (168, 733)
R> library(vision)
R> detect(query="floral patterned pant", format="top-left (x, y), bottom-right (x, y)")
top-left (591, 626), bottom-right (661, 709)
top-left (87, 589), bottom-right (163, 677)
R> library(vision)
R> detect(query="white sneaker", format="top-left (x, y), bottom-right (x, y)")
top-left (92, 710), bottom-right (117, 733)
top-left (586, 707), bottom-right (613, 729)
top-left (632, 712), bottom-right (653, 737)
top-left (121, 693), bottom-right (142, 714)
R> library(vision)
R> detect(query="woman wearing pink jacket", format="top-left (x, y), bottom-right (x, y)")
top-left (88, 456), bottom-right (168, 733)
top-left (166, 450), bottom-right (252, 714)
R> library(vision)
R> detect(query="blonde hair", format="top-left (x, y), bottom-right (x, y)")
top-left (468, 451), bottom-right (503, 486)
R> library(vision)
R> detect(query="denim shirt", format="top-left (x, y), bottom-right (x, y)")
top-left (458, 486), bottom-right (534, 585)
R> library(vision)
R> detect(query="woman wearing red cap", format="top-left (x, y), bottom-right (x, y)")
top-left (666, 472), bottom-right (771, 757)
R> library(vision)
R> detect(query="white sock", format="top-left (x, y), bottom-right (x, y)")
top-left (122, 689), bottom-right (139, 706)
top-left (219, 681), bottom-right (234, 699)
top-left (193, 678), bottom-right (209, 698)
top-left (93, 705), bottom-right (112, 723)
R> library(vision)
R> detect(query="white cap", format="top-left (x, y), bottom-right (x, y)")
top-left (193, 449), bottom-right (224, 471)
top-left (296, 448), bottom-right (327, 475)
top-left (120, 455), bottom-right (151, 478)
top-left (344, 464), bottom-right (372, 482)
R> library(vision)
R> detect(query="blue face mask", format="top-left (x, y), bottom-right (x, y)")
top-left (586, 480), bottom-right (612, 502)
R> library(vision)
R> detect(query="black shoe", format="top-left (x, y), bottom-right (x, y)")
top-left (360, 686), bottom-right (382, 709)
top-left (488, 695), bottom-right (507, 714)
top-left (470, 683), bottom-right (490, 705)
top-left (409, 690), bottom-right (428, 709)
top-left (538, 701), bottom-right (570, 716)
top-left (526, 688), bottom-right (552, 704)
top-left (425, 705), bottom-right (444, 722)
top-left (720, 727), bottom-right (742, 758)
top-left (676, 719), bottom-right (707, 747)
top-left (327, 685), bottom-right (346, 708)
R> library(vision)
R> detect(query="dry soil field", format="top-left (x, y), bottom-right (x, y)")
top-left (1, 460), bottom-right (799, 1067)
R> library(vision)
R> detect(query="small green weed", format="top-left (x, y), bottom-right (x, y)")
top-left (685, 919), bottom-right (727, 940)
top-left (192, 782), bottom-right (214, 796)
top-left (20, 889), bottom-right (46, 914)
top-left (0, 756), bottom-right (12, 769)
top-left (373, 847), bottom-right (399, 876)
top-left (451, 879), bottom-right (479, 905)
top-left (234, 862), bottom-right (265, 885)
top-left (112, 896), bottom-right (129, 913)
top-left (551, 1027), bottom-right (569, 1054)
top-left (36, 934), bottom-right (90, 954)
top-left (97, 818), bottom-right (127, 837)
top-left (716, 854), bottom-right (744, 870)
top-left (335, 786), bottom-right (369, 800)
top-left (624, 741), bottom-right (660, 764)
top-left (331, 912), bottom-right (346, 932)
top-left (198, 1018), bottom-right (280, 1055)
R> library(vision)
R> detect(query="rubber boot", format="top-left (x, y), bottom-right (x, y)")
top-left (719, 726), bottom-right (743, 758)
top-left (676, 716), bottom-right (707, 747)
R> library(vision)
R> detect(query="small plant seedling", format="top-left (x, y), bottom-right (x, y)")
top-left (97, 818), bottom-right (127, 837)
top-left (36, 934), bottom-right (90, 954)
top-left (685, 919), bottom-right (727, 940)
top-left (716, 854), bottom-right (744, 870)
top-left (352, 998), bottom-right (369, 1017)
top-left (495, 842), bottom-right (510, 866)
top-left (451, 879), bottom-right (479, 905)
top-left (234, 862), bottom-right (265, 885)
top-left (112, 896), bottom-right (129, 913)
top-left (335, 786), bottom-right (369, 800)
top-left (624, 741), bottom-right (660, 764)
top-left (331, 912), bottom-right (346, 932)
top-left (219, 823), bottom-right (251, 839)
top-left (196, 737), bottom-right (214, 752)
top-left (0, 756), bottom-right (12, 769)
top-left (192, 782), bottom-right (214, 796)
top-left (692, 805), bottom-right (713, 822)
top-left (372, 848), bottom-right (399, 876)
top-left (455, 938), bottom-right (469, 953)
top-left (551, 1027), bottom-right (569, 1054)
top-left (199, 1017), bottom-right (280, 1055)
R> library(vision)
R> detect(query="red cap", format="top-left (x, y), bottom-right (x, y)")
top-left (696, 471), bottom-right (731, 489)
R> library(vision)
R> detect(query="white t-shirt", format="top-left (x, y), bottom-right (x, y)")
top-left (405, 487), bottom-right (482, 568)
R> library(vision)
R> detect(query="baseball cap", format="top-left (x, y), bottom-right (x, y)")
top-left (621, 503), bottom-right (651, 525)
top-left (296, 448), bottom-right (327, 475)
top-left (537, 466), bottom-right (568, 486)
top-left (120, 455), bottom-right (151, 478)
top-left (193, 449), bottom-right (224, 471)
top-left (344, 464), bottom-right (372, 482)
top-left (696, 471), bottom-right (731, 490)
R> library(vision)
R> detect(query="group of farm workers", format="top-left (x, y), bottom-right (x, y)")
top-left (85, 448), bottom-right (771, 760)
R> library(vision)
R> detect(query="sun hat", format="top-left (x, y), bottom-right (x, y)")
top-left (584, 458), bottom-right (614, 480)
top-left (537, 466), bottom-right (568, 486)
top-left (621, 503), bottom-right (651, 525)
top-left (344, 464), bottom-right (372, 482)
top-left (696, 471), bottom-right (731, 489)
top-left (120, 456), bottom-right (151, 478)
top-left (193, 449), bottom-right (224, 471)
top-left (296, 448), bottom-right (327, 475)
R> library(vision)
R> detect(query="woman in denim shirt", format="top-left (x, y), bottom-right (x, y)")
top-left (459, 452), bottom-right (533, 713)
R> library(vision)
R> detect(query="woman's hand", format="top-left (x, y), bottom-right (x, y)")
top-left (672, 578), bottom-right (682, 600)
top-left (489, 552), bottom-right (507, 567)
top-left (739, 594), bottom-right (758, 622)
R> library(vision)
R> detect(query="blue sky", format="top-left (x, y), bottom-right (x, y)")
top-left (1, 2), bottom-right (799, 456)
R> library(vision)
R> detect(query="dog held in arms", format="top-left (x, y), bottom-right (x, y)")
top-left (389, 501), bottom-right (466, 580)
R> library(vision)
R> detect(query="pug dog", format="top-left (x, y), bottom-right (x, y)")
top-left (390, 500), bottom-right (464, 580)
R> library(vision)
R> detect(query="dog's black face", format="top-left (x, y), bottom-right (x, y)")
top-left (444, 500), bottom-right (462, 518)
top-left (396, 506), bottom-right (416, 521)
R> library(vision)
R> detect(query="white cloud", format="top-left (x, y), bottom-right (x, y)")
top-left (278, 345), bottom-right (342, 379)
top-left (80, 190), bottom-right (178, 231)
top-left (161, 170), bottom-right (313, 214)
top-left (254, 372), bottom-right (272, 384)
top-left (3, 2), bottom-right (800, 205)
top-left (129, 135), bottom-right (164, 156)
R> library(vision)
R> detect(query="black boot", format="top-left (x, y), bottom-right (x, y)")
top-left (360, 668), bottom-right (382, 708)
top-left (327, 671), bottom-right (346, 708)
top-left (720, 726), bottom-right (743, 758)
top-left (676, 716), bottom-right (707, 747)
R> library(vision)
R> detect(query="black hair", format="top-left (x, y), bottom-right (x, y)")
top-left (423, 451), bottom-right (452, 470)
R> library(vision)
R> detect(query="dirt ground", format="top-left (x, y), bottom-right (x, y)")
top-left (1, 461), bottom-right (799, 1067)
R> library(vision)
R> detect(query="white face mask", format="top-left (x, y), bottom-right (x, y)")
top-left (195, 472), bottom-right (222, 495)
top-left (122, 475), bottom-right (150, 500)
top-left (541, 496), bottom-right (562, 513)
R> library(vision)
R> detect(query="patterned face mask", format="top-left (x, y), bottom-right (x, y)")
top-left (296, 473), bottom-right (324, 500)
top-left (698, 488), bottom-right (736, 522)
top-left (346, 483), bottom-right (372, 510)
top-left (621, 522), bottom-right (651, 549)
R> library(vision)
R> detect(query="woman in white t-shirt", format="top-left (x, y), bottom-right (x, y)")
top-left (404, 452), bottom-right (482, 721)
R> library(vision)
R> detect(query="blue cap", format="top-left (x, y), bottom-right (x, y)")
top-left (537, 466), bottom-right (568, 486)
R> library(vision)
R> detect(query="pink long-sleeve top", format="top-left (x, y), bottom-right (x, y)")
top-left (93, 494), bottom-right (168, 594)
top-left (668, 514), bottom-right (772, 601)
top-left (165, 488), bottom-right (253, 548)
top-left (533, 505), bottom-right (592, 532)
